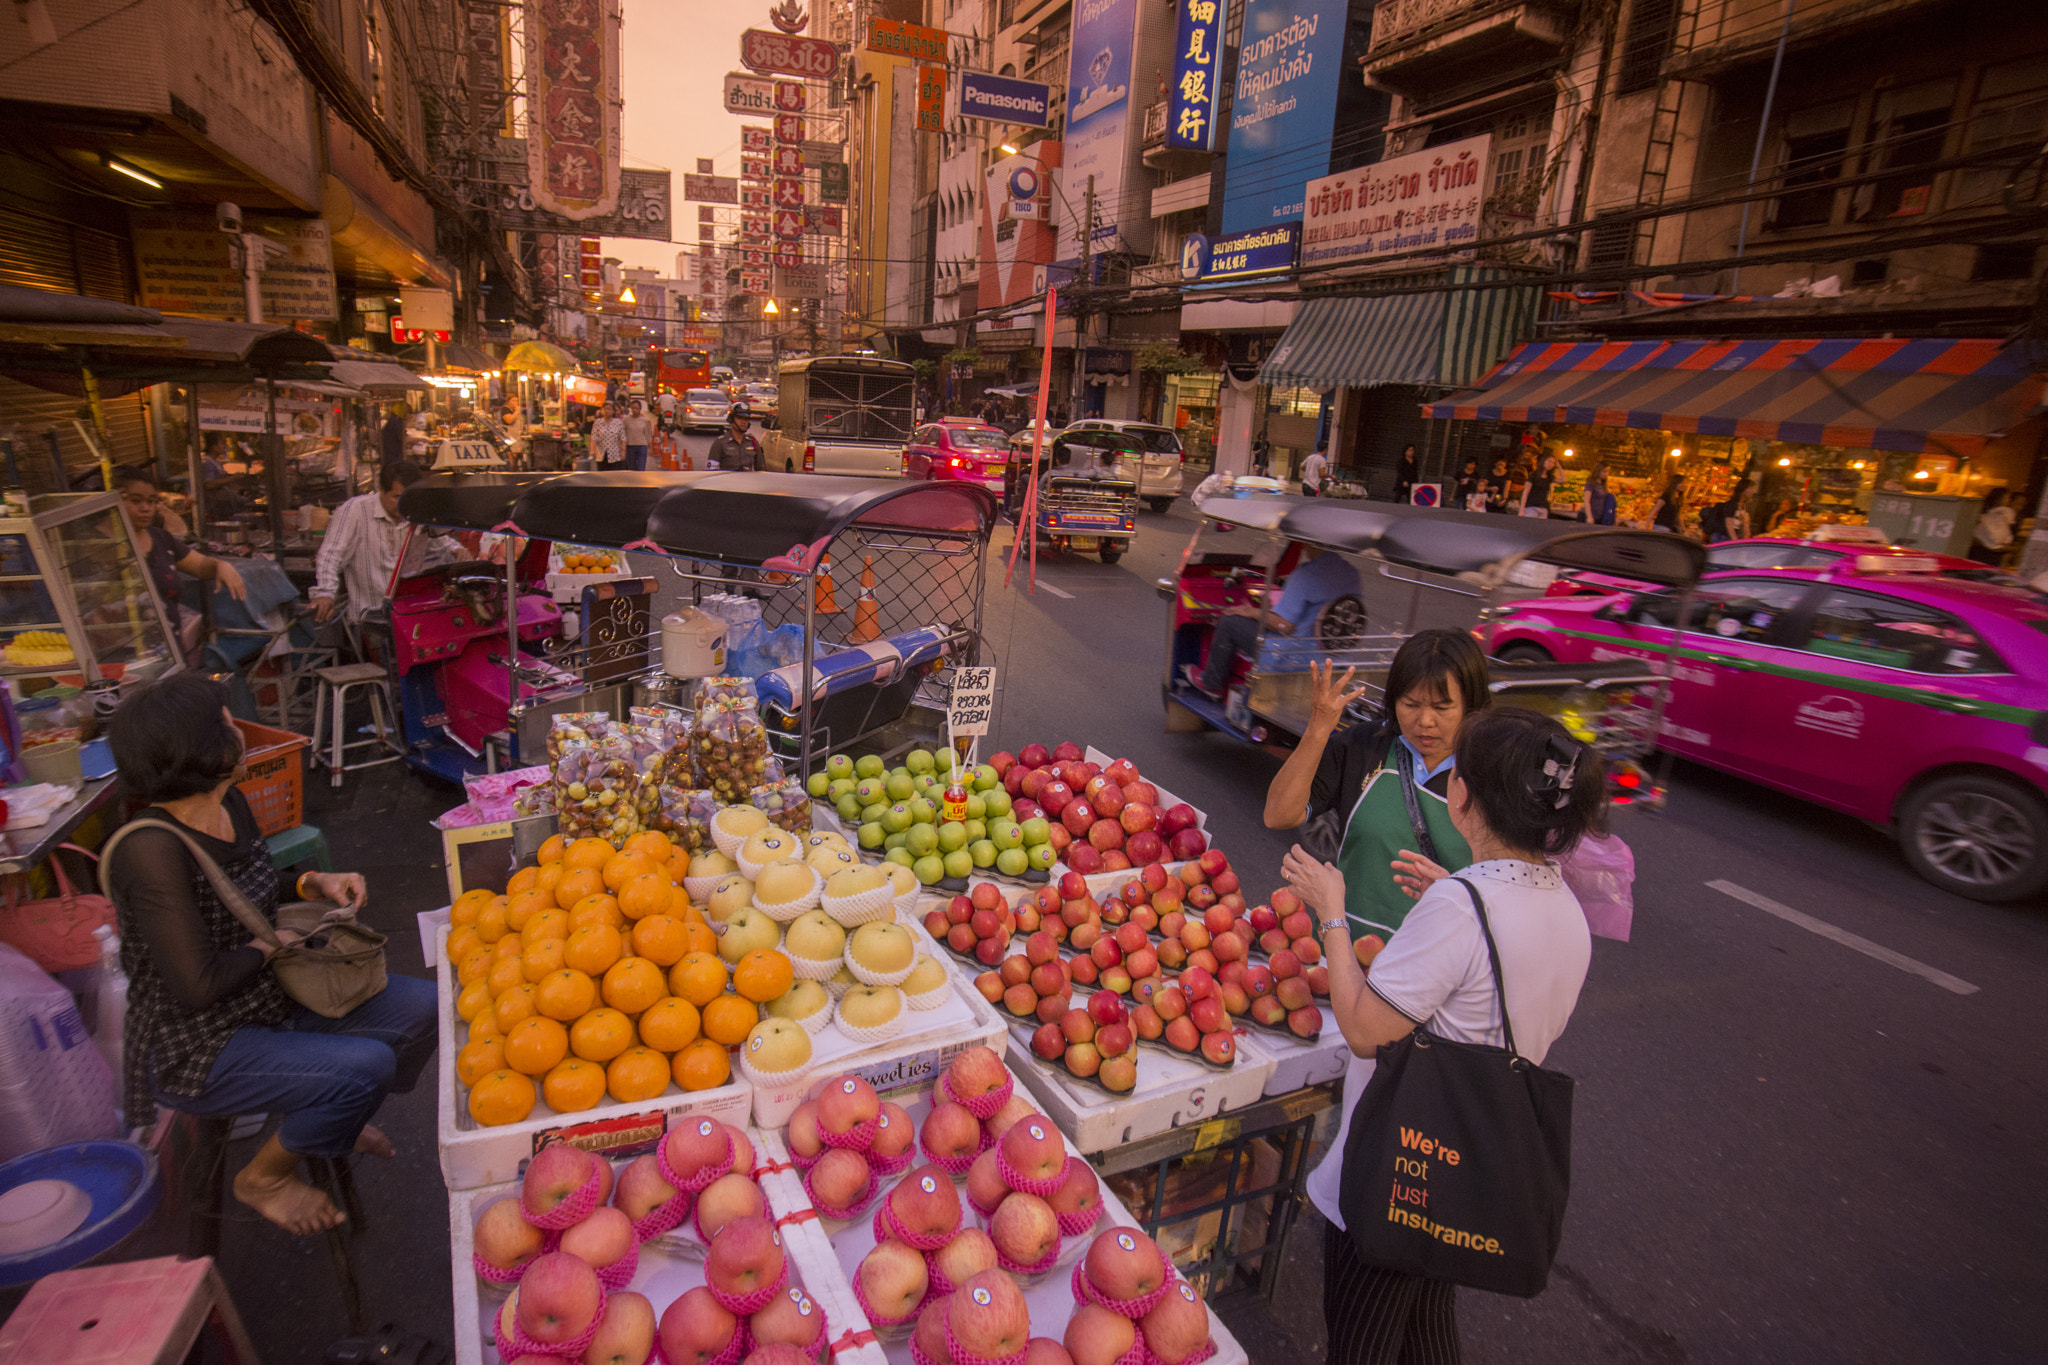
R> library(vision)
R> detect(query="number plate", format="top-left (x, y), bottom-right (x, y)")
top-left (1068, 536), bottom-right (1099, 550)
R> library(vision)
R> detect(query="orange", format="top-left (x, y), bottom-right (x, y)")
top-left (505, 889), bottom-right (551, 934)
top-left (467, 1009), bottom-right (503, 1042)
top-left (566, 837), bottom-right (614, 871)
top-left (456, 979), bottom-right (495, 1024)
top-left (536, 862), bottom-right (568, 905)
top-left (555, 867), bottom-right (605, 910)
top-left (469, 1069), bottom-right (536, 1126)
top-left (674, 890), bottom-right (702, 923)
top-left (538, 834), bottom-right (567, 865)
top-left (447, 926), bottom-right (484, 965)
top-left (564, 923), bottom-right (625, 976)
top-left (569, 1007), bottom-right (635, 1062)
top-left (493, 934), bottom-right (526, 963)
top-left (625, 830), bottom-right (673, 863)
top-left (568, 894), bottom-right (625, 931)
top-left (701, 994), bottom-right (757, 1047)
top-left (493, 982), bottom-right (539, 1033)
top-left (487, 954), bottom-right (527, 996)
top-left (452, 888), bottom-right (494, 926)
top-left (543, 1057), bottom-right (607, 1112)
top-left (535, 968), bottom-right (598, 1021)
top-left (507, 865), bottom-right (540, 898)
top-left (602, 956), bottom-right (667, 1014)
top-left (522, 908), bottom-right (570, 948)
top-left (733, 949), bottom-right (794, 1004)
top-left (618, 873), bottom-right (673, 922)
top-left (456, 947), bottom-right (494, 988)
top-left (637, 996), bottom-right (702, 1052)
top-left (456, 1036), bottom-right (506, 1087)
top-left (504, 1015), bottom-right (570, 1075)
top-left (606, 1046), bottom-right (671, 1103)
top-left (669, 952), bottom-right (728, 1008)
top-left (631, 914), bottom-right (689, 967)
top-left (521, 938), bottom-right (568, 982)
top-left (673, 1038), bottom-right (732, 1092)
top-left (602, 851), bottom-right (657, 893)
top-left (474, 898), bottom-right (510, 944)
top-left (682, 921), bottom-right (718, 956)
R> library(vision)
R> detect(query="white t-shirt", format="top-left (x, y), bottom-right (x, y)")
top-left (1302, 451), bottom-right (1328, 486)
top-left (1304, 860), bottom-right (1591, 1228)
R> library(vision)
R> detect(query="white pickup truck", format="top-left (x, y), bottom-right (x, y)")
top-left (761, 357), bottom-right (915, 478)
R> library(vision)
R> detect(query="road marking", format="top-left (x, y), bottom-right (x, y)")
top-left (1706, 880), bottom-right (1981, 996)
top-left (1032, 581), bottom-right (1075, 599)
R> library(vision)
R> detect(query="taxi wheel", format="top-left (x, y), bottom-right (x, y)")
top-left (1495, 643), bottom-right (1554, 664)
top-left (1897, 773), bottom-right (2048, 903)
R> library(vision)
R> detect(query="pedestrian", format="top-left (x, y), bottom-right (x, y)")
top-left (1394, 445), bottom-right (1419, 504)
top-left (1183, 545), bottom-right (1362, 701)
top-left (1650, 473), bottom-right (1686, 532)
top-left (1521, 454), bottom-right (1559, 517)
top-left (1281, 705), bottom-right (1598, 1365)
top-left (1301, 442), bottom-right (1330, 497)
top-left (1970, 488), bottom-right (2015, 565)
top-left (1483, 459), bottom-right (1512, 512)
top-left (705, 409), bottom-right (761, 471)
top-left (1261, 630), bottom-right (1488, 938)
top-left (378, 403), bottom-right (409, 464)
top-left (621, 399), bottom-right (653, 472)
top-left (1583, 462), bottom-right (1616, 525)
top-left (102, 671), bottom-right (436, 1237)
top-left (589, 401), bottom-right (626, 469)
top-left (309, 460), bottom-right (425, 623)
top-left (1765, 496), bottom-right (1799, 534)
top-left (1699, 485), bottom-right (1749, 543)
top-left (115, 468), bottom-right (248, 662)
top-left (1252, 437), bottom-right (1272, 477)
top-left (1455, 459), bottom-right (1482, 509)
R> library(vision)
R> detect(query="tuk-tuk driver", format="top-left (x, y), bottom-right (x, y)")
top-left (1184, 543), bottom-right (1361, 700)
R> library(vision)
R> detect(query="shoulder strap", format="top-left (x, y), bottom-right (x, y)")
top-left (100, 819), bottom-right (280, 948)
top-left (1396, 752), bottom-right (1443, 867)
top-left (1452, 876), bottom-right (1518, 1058)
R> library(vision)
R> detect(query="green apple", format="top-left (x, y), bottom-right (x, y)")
top-left (860, 801), bottom-right (889, 826)
top-left (963, 819), bottom-right (986, 844)
top-left (983, 790), bottom-right (1012, 820)
top-left (836, 794), bottom-right (863, 822)
top-left (1020, 817), bottom-right (1050, 847)
top-left (881, 803), bottom-right (914, 834)
top-left (886, 847), bottom-right (915, 868)
top-left (855, 754), bottom-right (885, 779)
top-left (941, 849), bottom-right (974, 880)
top-left (913, 854), bottom-right (946, 885)
top-left (885, 771), bottom-right (915, 801)
top-left (858, 821), bottom-right (886, 849)
top-left (884, 831), bottom-right (908, 851)
top-left (827, 754), bottom-right (855, 780)
top-left (855, 777), bottom-right (888, 805)
top-left (906, 824), bottom-right (939, 858)
top-left (936, 821), bottom-right (968, 853)
top-left (996, 847), bottom-right (1030, 877)
top-left (990, 819), bottom-right (1023, 851)
top-left (913, 773), bottom-right (939, 796)
top-left (972, 764), bottom-right (999, 792)
top-left (1027, 842), bottom-right (1057, 870)
top-left (905, 748), bottom-right (935, 774)
top-left (908, 796), bottom-right (937, 826)
top-left (806, 771), bottom-right (831, 798)
top-left (964, 793), bottom-right (986, 822)
top-left (828, 777), bottom-right (856, 801)
top-left (969, 839), bottom-right (998, 868)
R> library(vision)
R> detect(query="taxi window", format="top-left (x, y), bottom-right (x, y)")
top-left (1801, 589), bottom-right (2005, 674)
top-left (1628, 577), bottom-right (1811, 642)
top-left (1706, 544), bottom-right (1841, 570)
top-left (953, 428), bottom-right (1009, 451)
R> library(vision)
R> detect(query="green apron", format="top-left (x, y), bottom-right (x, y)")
top-left (1337, 761), bottom-right (1470, 938)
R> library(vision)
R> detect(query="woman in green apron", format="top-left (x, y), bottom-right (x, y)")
top-left (1262, 629), bottom-right (1492, 939)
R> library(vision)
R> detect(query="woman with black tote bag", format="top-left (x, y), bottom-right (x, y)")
top-left (1282, 708), bottom-right (1604, 1364)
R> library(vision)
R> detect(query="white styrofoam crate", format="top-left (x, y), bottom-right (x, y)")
top-left (420, 907), bottom-right (449, 969)
top-left (435, 924), bottom-right (753, 1190)
top-left (447, 1127), bottom-right (863, 1365)
top-left (782, 1063), bottom-right (1247, 1365)
top-left (1250, 1012), bottom-right (1349, 1094)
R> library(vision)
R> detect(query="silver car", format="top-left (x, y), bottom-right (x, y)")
top-left (1062, 419), bottom-right (1186, 513)
top-left (683, 388), bottom-right (731, 432)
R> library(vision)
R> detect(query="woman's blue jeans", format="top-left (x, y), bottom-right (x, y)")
top-left (157, 974), bottom-right (438, 1158)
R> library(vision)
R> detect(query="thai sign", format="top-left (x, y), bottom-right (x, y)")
top-left (1179, 223), bottom-right (1297, 281)
top-left (1166, 0), bottom-right (1226, 151)
top-left (526, 0), bottom-right (622, 221)
top-left (1219, 0), bottom-right (1347, 232)
top-left (131, 211), bottom-right (337, 321)
top-left (866, 17), bottom-right (944, 61)
top-left (723, 72), bottom-right (775, 115)
top-left (740, 28), bottom-right (839, 79)
top-left (683, 174), bottom-right (739, 204)
top-left (916, 65), bottom-right (946, 132)
top-left (1299, 135), bottom-right (1491, 267)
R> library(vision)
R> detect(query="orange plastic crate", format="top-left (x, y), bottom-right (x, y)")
top-left (233, 718), bottom-right (308, 836)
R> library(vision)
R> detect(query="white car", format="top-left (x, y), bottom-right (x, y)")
top-left (683, 388), bottom-right (731, 432)
top-left (1061, 420), bottom-right (1187, 513)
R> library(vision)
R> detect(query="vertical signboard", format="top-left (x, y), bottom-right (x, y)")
top-left (526, 0), bottom-right (622, 220)
top-left (1219, 0), bottom-right (1348, 233)
top-left (916, 65), bottom-right (946, 132)
top-left (1166, 0), bottom-right (1225, 151)
top-left (978, 143), bottom-right (1063, 312)
top-left (1062, 0), bottom-right (1140, 251)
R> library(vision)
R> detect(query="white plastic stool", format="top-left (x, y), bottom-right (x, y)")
top-left (307, 662), bottom-right (402, 787)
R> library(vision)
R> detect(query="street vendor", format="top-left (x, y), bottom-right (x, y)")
top-left (1260, 629), bottom-right (1490, 938)
top-left (311, 460), bottom-right (426, 623)
top-left (115, 467), bottom-right (247, 661)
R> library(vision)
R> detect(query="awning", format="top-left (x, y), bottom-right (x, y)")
top-left (503, 341), bottom-right (578, 374)
top-left (1425, 338), bottom-right (2048, 456)
top-left (325, 350), bottom-right (430, 393)
top-left (441, 343), bottom-right (496, 371)
top-left (1259, 268), bottom-right (1539, 391)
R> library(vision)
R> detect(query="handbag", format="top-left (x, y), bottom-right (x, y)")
top-left (1337, 877), bottom-right (1574, 1297)
top-left (0, 845), bottom-right (114, 972)
top-left (101, 819), bottom-right (386, 1019)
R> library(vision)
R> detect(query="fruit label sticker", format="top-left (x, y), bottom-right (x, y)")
top-left (842, 1080), bottom-right (857, 1093)
top-left (749, 1037), bottom-right (764, 1051)
top-left (878, 1114), bottom-right (891, 1128)
top-left (921, 1175), bottom-right (938, 1193)
top-left (972, 1287), bottom-right (993, 1306)
top-left (798, 1294), bottom-right (813, 1316)
top-left (1028, 1124), bottom-right (1045, 1140)
top-left (699, 1120), bottom-right (716, 1136)
top-left (1178, 1284), bottom-right (1196, 1302)
top-left (1117, 1233), bottom-right (1136, 1252)
top-left (948, 666), bottom-right (996, 738)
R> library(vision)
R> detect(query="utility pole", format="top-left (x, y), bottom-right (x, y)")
top-left (1071, 174), bottom-right (1095, 422)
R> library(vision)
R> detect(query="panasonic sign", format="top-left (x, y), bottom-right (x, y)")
top-left (959, 71), bottom-right (1054, 128)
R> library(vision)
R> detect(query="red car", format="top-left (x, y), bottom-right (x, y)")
top-left (902, 420), bottom-right (1010, 491)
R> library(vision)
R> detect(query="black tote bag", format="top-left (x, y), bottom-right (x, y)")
top-left (1336, 878), bottom-right (1574, 1297)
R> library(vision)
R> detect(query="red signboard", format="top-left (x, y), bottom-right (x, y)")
top-left (774, 208), bottom-right (804, 239)
top-left (773, 245), bottom-right (804, 268)
top-left (773, 146), bottom-right (803, 176)
top-left (740, 29), bottom-right (838, 79)
top-left (775, 81), bottom-right (806, 112)
top-left (774, 178), bottom-right (804, 208)
top-left (529, 0), bottom-right (621, 218)
top-left (741, 126), bottom-right (771, 152)
top-left (774, 113), bottom-right (804, 143)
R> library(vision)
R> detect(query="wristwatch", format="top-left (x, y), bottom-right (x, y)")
top-left (1319, 915), bottom-right (1349, 936)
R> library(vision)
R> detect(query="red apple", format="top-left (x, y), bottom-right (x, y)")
top-left (657, 1285), bottom-right (738, 1365)
top-left (1251, 994), bottom-right (1288, 1027)
top-left (1090, 784), bottom-right (1125, 818)
top-left (990, 1190), bottom-right (1061, 1271)
top-left (1186, 948), bottom-right (1219, 976)
top-left (1219, 983), bottom-right (1250, 1015)
top-left (1031, 962), bottom-right (1067, 998)
top-left (1269, 949), bottom-right (1301, 980)
top-left (1131, 1003), bottom-right (1164, 1040)
top-left (1019, 743), bottom-right (1051, 769)
top-left (1021, 769), bottom-right (1050, 800)
top-left (1100, 968), bottom-right (1132, 995)
top-left (857, 1238), bottom-right (929, 1323)
top-left (1200, 1031), bottom-right (1236, 1066)
top-left (1292, 936), bottom-right (1322, 965)
top-left (950, 1269), bottom-right (1032, 1363)
top-left (1051, 741), bottom-right (1082, 763)
top-left (1243, 964), bottom-right (1274, 998)
top-left (991, 751), bottom-right (1017, 776)
top-left (1355, 934), bottom-right (1386, 967)
top-left (1061, 800), bottom-right (1096, 837)
top-left (1276, 977), bottom-right (1314, 1011)
top-left (1169, 827), bottom-right (1208, 860)
top-left (807, 1147), bottom-right (870, 1212)
top-left (1305, 964), bottom-right (1330, 995)
top-left (1087, 819), bottom-right (1124, 852)
top-left (1064, 1042), bottom-right (1101, 1077)
top-left (1163, 1016), bottom-right (1199, 1052)
top-left (705, 1214), bottom-right (785, 1299)
top-left (1096, 1023), bottom-right (1133, 1058)
top-left (1260, 928), bottom-right (1291, 956)
top-left (1065, 843), bottom-right (1103, 875)
top-left (1087, 990), bottom-right (1127, 1026)
top-left (974, 971), bottom-right (1004, 1003)
top-left (1140, 1281), bottom-right (1213, 1365)
top-left (1085, 1226), bottom-right (1168, 1301)
top-left (1090, 936), bottom-right (1122, 970)
top-left (951, 925), bottom-right (981, 956)
top-left (999, 954), bottom-right (1031, 988)
top-left (1189, 997), bottom-right (1226, 1034)
top-left (1141, 863), bottom-right (1170, 893)
top-left (473, 1196), bottom-right (546, 1273)
top-left (1287, 1006), bottom-right (1322, 1038)
top-left (1125, 946), bottom-right (1158, 980)
top-left (1036, 993), bottom-right (1067, 1025)
top-left (1180, 964), bottom-right (1216, 1000)
top-left (889, 1165), bottom-right (963, 1241)
top-left (923, 910), bottom-right (952, 938)
top-left (1218, 960), bottom-right (1246, 988)
top-left (922, 1102), bottom-right (983, 1161)
top-left (1270, 887), bottom-right (1302, 916)
top-left (521, 1145), bottom-right (598, 1224)
top-left (1213, 931), bottom-right (1247, 963)
top-left (1069, 955), bottom-right (1099, 985)
top-left (1002, 983), bottom-right (1036, 1015)
top-left (1039, 781), bottom-right (1073, 815)
top-left (1124, 780), bottom-right (1159, 806)
top-left (1126, 829), bottom-right (1164, 864)
top-left (1159, 803), bottom-right (1199, 838)
top-left (1061, 1008), bottom-right (1097, 1044)
top-left (1179, 922), bottom-right (1210, 952)
top-left (1187, 885), bottom-right (1217, 912)
top-left (1156, 939), bottom-right (1186, 969)
top-left (975, 937), bottom-right (1007, 967)
top-left (1070, 922), bottom-right (1102, 951)
top-left (1178, 861), bottom-right (1207, 891)
top-left (1154, 984), bottom-right (1188, 1021)
top-left (693, 1172), bottom-right (765, 1242)
top-left (1002, 1117), bottom-right (1067, 1186)
top-left (1130, 973), bottom-right (1159, 1006)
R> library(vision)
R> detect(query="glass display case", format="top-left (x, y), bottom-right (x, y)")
top-left (0, 492), bottom-right (179, 685)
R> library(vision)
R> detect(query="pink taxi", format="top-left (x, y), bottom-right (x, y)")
top-left (1489, 567), bottom-right (2048, 902)
top-left (901, 420), bottom-right (1010, 492)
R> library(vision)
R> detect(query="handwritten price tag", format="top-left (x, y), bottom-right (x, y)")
top-left (948, 666), bottom-right (996, 738)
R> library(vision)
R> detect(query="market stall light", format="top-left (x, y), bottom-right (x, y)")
top-left (105, 156), bottom-right (161, 189)
top-left (1777, 457), bottom-right (1791, 466)
top-left (1562, 448), bottom-right (1573, 458)
top-left (1669, 448), bottom-right (1682, 459)
top-left (1914, 469), bottom-right (1931, 479)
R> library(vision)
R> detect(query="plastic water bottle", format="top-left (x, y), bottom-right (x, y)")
top-left (0, 943), bottom-right (118, 1161)
top-left (91, 925), bottom-right (127, 1094)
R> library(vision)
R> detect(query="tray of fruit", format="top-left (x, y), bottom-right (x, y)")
top-left (809, 748), bottom-right (1056, 888)
top-left (1059, 984), bottom-right (1241, 1073)
top-left (983, 743), bottom-right (1211, 883)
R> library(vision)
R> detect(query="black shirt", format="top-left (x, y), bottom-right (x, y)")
top-left (143, 524), bottom-right (186, 609)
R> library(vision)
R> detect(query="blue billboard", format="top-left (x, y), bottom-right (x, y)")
top-left (1063, 0), bottom-right (1141, 251)
top-left (1180, 224), bottom-right (1298, 281)
top-left (1166, 0), bottom-right (1228, 151)
top-left (959, 70), bottom-right (1054, 128)
top-left (1219, 0), bottom-right (1349, 234)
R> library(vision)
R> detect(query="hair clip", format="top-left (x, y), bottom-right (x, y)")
top-left (1538, 736), bottom-right (1582, 808)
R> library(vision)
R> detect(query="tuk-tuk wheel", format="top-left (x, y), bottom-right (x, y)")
top-left (1100, 545), bottom-right (1123, 565)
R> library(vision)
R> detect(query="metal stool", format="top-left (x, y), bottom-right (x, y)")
top-left (308, 663), bottom-right (402, 787)
top-left (0, 1255), bottom-right (259, 1365)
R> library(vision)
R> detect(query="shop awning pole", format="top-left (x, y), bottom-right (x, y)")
top-left (186, 387), bottom-right (206, 533)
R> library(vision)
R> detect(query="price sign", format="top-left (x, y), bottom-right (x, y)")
top-left (948, 666), bottom-right (996, 738)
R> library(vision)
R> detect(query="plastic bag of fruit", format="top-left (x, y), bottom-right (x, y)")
top-left (690, 695), bottom-right (772, 802)
top-left (546, 711), bottom-right (612, 766)
top-left (653, 784), bottom-right (720, 852)
top-left (691, 675), bottom-right (757, 708)
top-left (748, 776), bottom-right (811, 834)
top-left (553, 731), bottom-right (644, 846)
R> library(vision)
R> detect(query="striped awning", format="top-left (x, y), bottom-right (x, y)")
top-left (1424, 338), bottom-right (2047, 456)
top-left (1259, 267), bottom-right (1540, 391)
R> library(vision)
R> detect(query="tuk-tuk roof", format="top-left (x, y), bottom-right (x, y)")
top-left (512, 471), bottom-right (716, 544)
top-left (398, 471), bottom-right (563, 531)
top-left (647, 473), bottom-right (999, 568)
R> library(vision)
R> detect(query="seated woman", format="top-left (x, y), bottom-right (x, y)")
top-left (104, 673), bottom-right (436, 1236)
top-left (115, 467), bottom-right (246, 661)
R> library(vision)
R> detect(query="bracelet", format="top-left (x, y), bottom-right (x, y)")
top-left (296, 871), bottom-right (318, 900)
top-left (1319, 916), bottom-right (1350, 936)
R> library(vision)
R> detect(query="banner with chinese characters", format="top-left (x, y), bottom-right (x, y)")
top-left (526, 0), bottom-right (622, 221)
top-left (1166, 0), bottom-right (1225, 151)
top-left (741, 126), bottom-right (771, 153)
top-left (1299, 135), bottom-right (1490, 268)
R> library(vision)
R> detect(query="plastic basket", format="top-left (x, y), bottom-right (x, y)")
top-left (233, 719), bottom-right (307, 836)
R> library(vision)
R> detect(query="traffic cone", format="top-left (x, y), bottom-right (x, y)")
top-left (850, 556), bottom-right (880, 643)
top-left (815, 555), bottom-right (840, 613)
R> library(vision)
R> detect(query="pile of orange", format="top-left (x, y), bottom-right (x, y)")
top-left (452, 829), bottom-right (800, 1127)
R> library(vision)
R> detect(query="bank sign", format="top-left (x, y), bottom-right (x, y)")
top-left (1179, 224), bottom-right (1297, 281)
top-left (1299, 135), bottom-right (1491, 267)
top-left (958, 71), bottom-right (1053, 127)
top-left (1166, 0), bottom-right (1227, 150)
top-left (1219, 0), bottom-right (1348, 233)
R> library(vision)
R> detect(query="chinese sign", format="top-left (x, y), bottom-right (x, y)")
top-left (131, 211), bottom-right (338, 320)
top-left (916, 65), bottom-right (946, 132)
top-left (489, 166), bottom-right (670, 240)
top-left (866, 17), bottom-right (945, 61)
top-left (1179, 223), bottom-right (1296, 281)
top-left (741, 126), bottom-right (771, 153)
top-left (959, 71), bottom-right (1052, 128)
top-left (1299, 135), bottom-right (1491, 267)
top-left (723, 72), bottom-right (775, 115)
top-left (740, 29), bottom-right (838, 78)
top-left (526, 0), bottom-right (622, 221)
top-left (1166, 0), bottom-right (1225, 150)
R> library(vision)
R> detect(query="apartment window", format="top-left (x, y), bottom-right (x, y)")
top-left (1488, 108), bottom-right (1550, 202)
top-left (365, 1), bottom-right (388, 119)
top-left (1954, 53), bottom-right (2048, 209)
top-left (1973, 243), bottom-right (2037, 281)
top-left (1000, 0), bottom-right (1015, 26)
top-left (1770, 101), bottom-right (1853, 229)
top-left (1855, 78), bottom-right (1957, 219)
top-left (1618, 0), bottom-right (1680, 94)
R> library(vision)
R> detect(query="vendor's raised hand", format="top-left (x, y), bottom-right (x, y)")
top-left (1281, 845), bottom-right (1347, 921)
top-left (1390, 848), bottom-right (1450, 901)
top-left (1308, 658), bottom-right (1367, 732)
